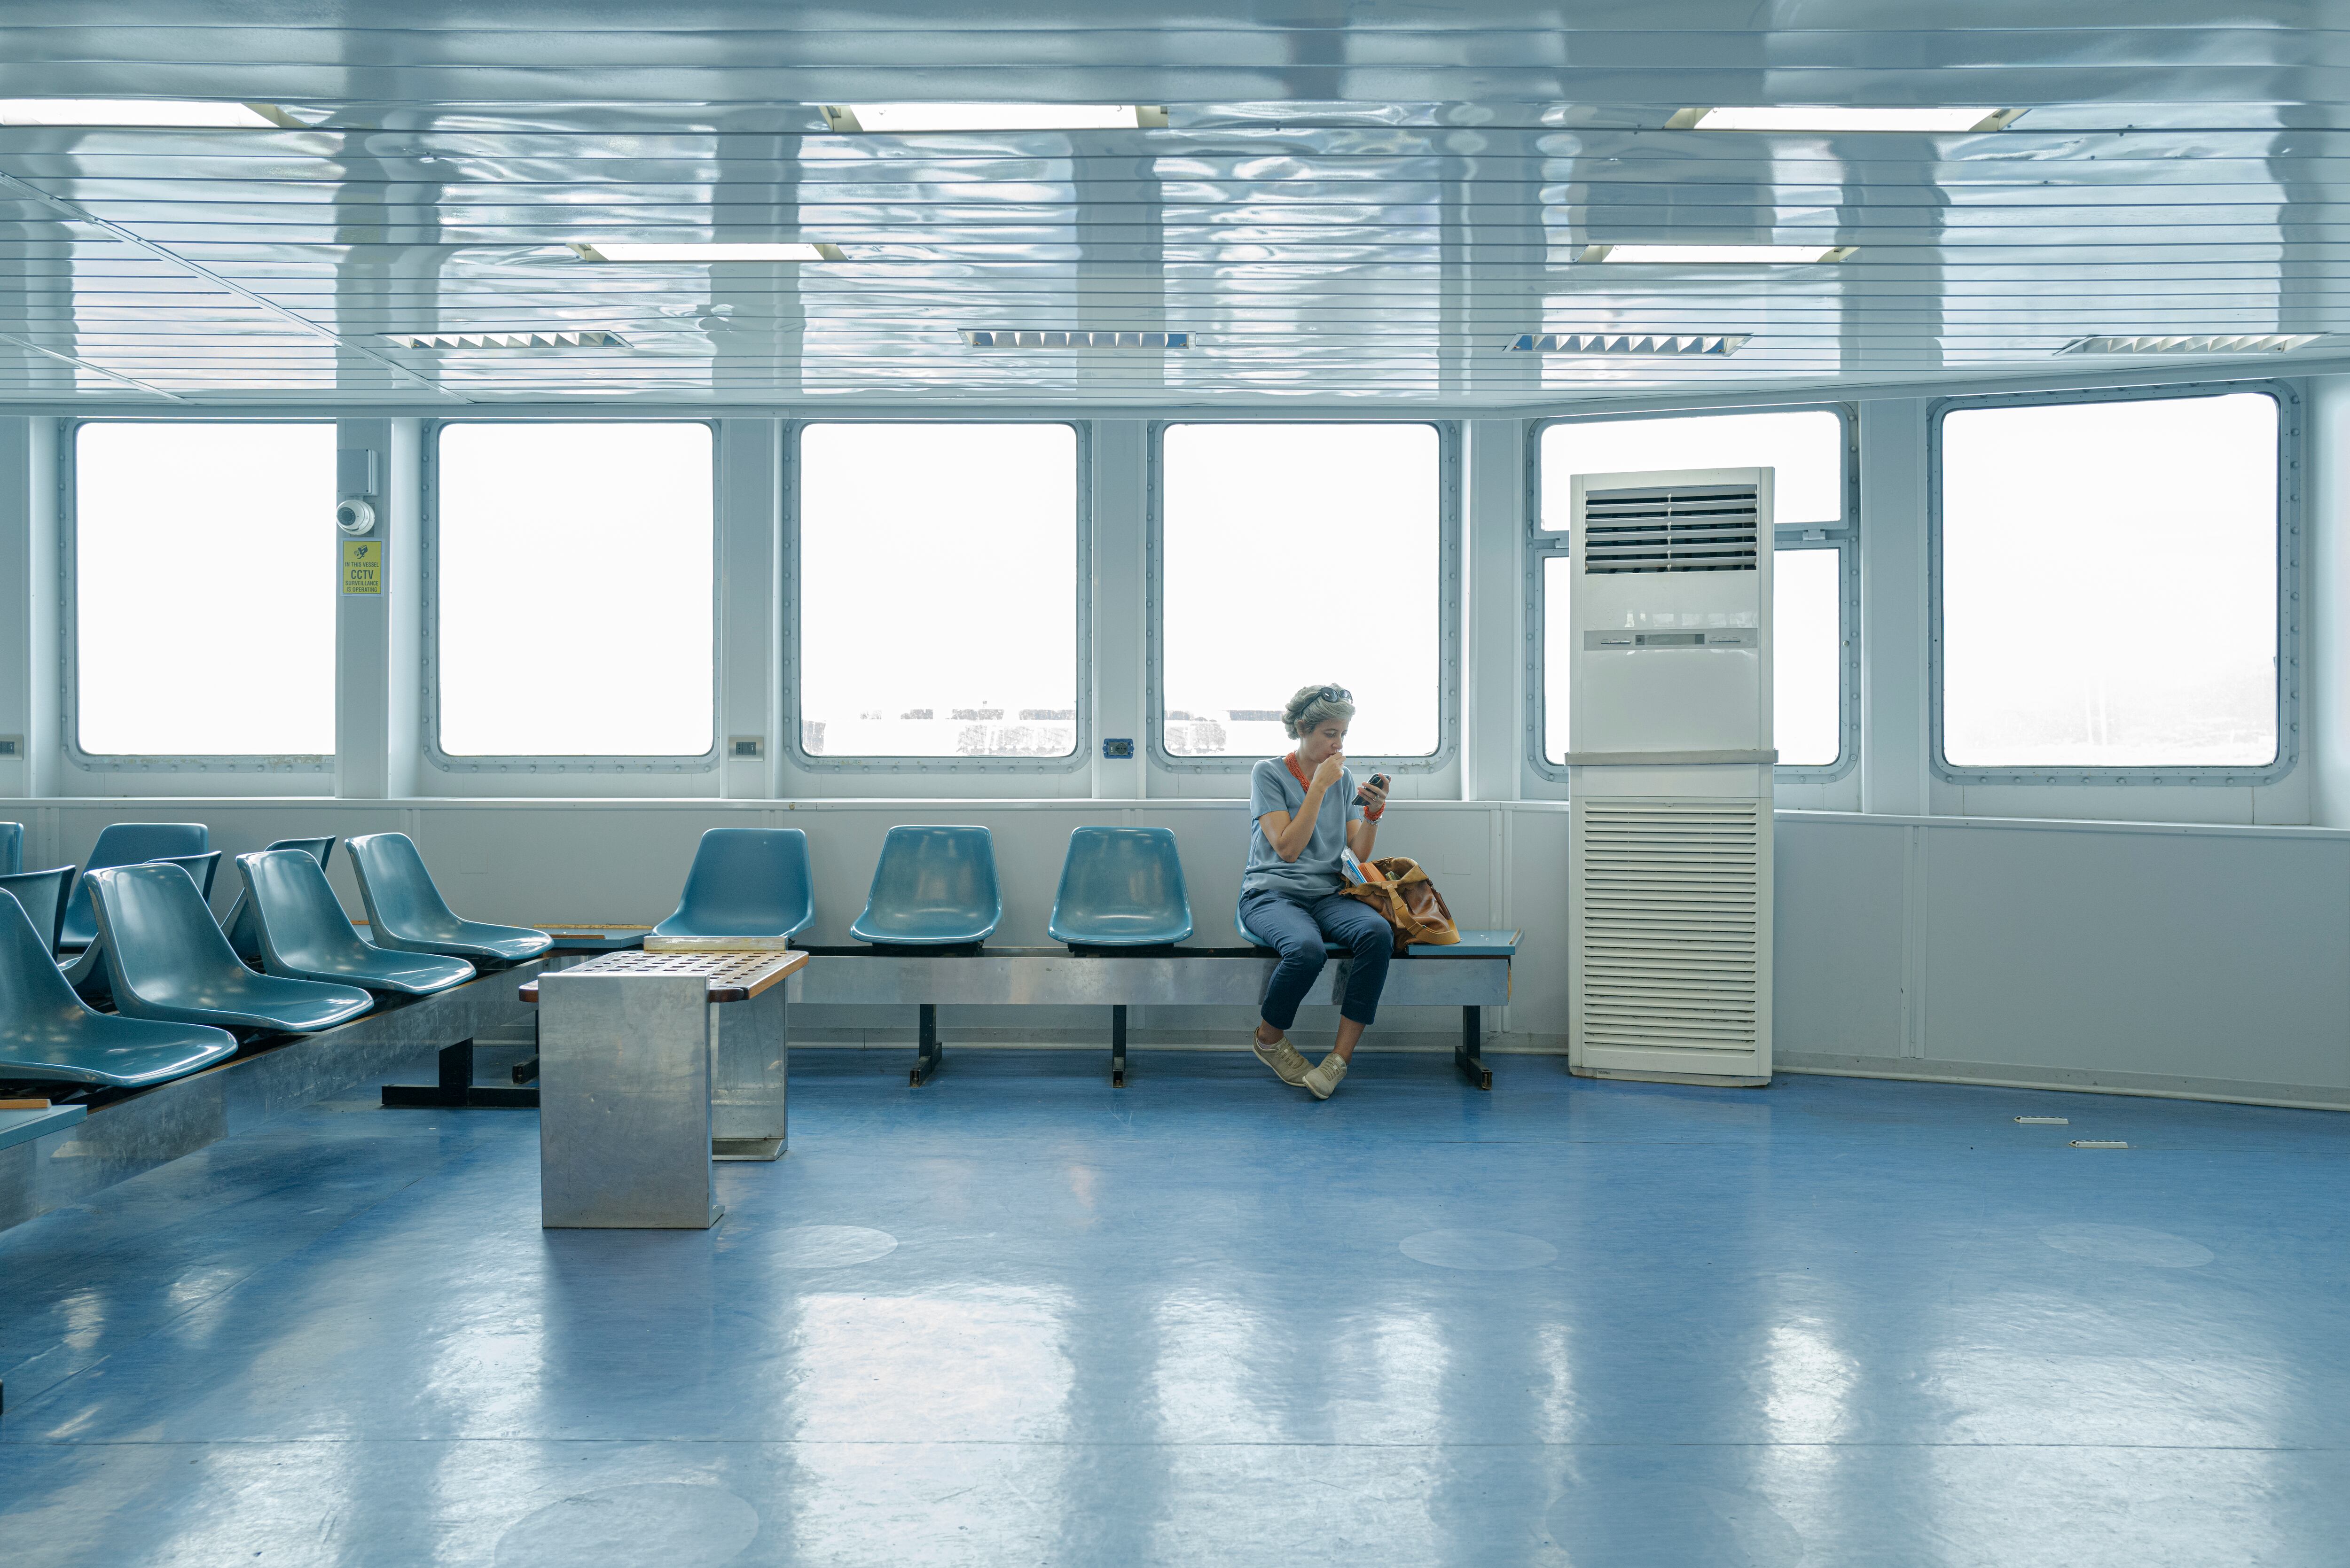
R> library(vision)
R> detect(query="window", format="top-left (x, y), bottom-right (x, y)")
top-left (74, 422), bottom-right (335, 757)
top-left (1935, 388), bottom-right (2282, 774)
top-left (795, 423), bottom-right (1080, 762)
top-left (435, 422), bottom-right (714, 758)
top-left (1534, 407), bottom-right (1853, 773)
top-left (1157, 423), bottom-right (1447, 763)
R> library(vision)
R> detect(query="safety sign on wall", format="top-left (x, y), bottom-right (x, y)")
top-left (341, 539), bottom-right (384, 595)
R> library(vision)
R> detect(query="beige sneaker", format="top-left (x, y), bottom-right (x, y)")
top-left (1252, 1029), bottom-right (1312, 1086)
top-left (1301, 1050), bottom-right (1350, 1100)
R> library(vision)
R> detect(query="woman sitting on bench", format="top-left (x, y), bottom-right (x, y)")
top-left (1240, 683), bottom-right (1393, 1100)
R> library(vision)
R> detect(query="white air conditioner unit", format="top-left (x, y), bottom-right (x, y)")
top-left (1563, 467), bottom-right (1774, 1087)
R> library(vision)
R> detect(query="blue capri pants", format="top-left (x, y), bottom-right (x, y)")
top-left (1240, 888), bottom-right (1395, 1030)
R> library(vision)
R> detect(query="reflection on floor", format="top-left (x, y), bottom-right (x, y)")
top-left (2, 1048), bottom-right (2347, 1567)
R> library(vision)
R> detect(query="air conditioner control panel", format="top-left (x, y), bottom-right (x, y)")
top-left (1582, 629), bottom-right (1759, 650)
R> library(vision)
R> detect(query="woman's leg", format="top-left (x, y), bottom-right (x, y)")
top-left (1312, 896), bottom-right (1395, 1064)
top-left (1244, 892), bottom-right (1328, 1039)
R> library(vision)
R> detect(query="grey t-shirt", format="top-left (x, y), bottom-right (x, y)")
top-left (1242, 756), bottom-right (1361, 898)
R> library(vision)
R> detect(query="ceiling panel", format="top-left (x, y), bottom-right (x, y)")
top-left (0, 2), bottom-right (2348, 405)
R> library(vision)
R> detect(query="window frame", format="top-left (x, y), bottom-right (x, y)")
top-left (1144, 419), bottom-right (1463, 774)
top-left (1523, 402), bottom-right (1861, 784)
top-left (61, 416), bottom-right (337, 774)
top-left (423, 417), bottom-right (723, 773)
top-left (1927, 379), bottom-right (2300, 787)
top-left (782, 418), bottom-right (1094, 775)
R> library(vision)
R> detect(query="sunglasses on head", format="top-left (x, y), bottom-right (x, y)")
top-left (1315, 685), bottom-right (1352, 703)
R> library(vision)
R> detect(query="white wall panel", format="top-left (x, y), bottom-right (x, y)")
top-left (1917, 822), bottom-right (2350, 1090)
top-left (1772, 813), bottom-right (1909, 1063)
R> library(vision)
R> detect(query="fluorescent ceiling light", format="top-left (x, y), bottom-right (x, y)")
top-left (386, 330), bottom-right (629, 351)
top-left (1666, 106), bottom-right (2024, 133)
top-left (1506, 332), bottom-right (1749, 357)
top-left (0, 99), bottom-right (293, 128)
top-left (1579, 244), bottom-right (1853, 264)
top-left (568, 242), bottom-right (843, 263)
top-left (2058, 333), bottom-right (2321, 356)
top-left (961, 328), bottom-right (1190, 349)
top-left (824, 103), bottom-right (1167, 133)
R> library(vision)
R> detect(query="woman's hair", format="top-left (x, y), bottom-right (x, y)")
top-left (1283, 683), bottom-right (1356, 740)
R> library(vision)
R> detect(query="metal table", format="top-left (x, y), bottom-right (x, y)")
top-left (524, 949), bottom-right (807, 1230)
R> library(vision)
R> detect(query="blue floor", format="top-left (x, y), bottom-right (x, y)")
top-left (2, 1048), bottom-right (2348, 1566)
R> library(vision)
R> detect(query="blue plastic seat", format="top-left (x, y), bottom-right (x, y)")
top-left (345, 833), bottom-right (552, 964)
top-left (1048, 827), bottom-right (1193, 948)
top-left (87, 864), bottom-right (373, 1035)
top-left (152, 850), bottom-right (222, 903)
top-left (653, 828), bottom-right (816, 941)
top-left (0, 885), bottom-right (239, 1088)
top-left (237, 850), bottom-right (475, 996)
top-left (0, 865), bottom-right (76, 956)
top-left (0, 821), bottom-right (20, 877)
top-left (849, 826), bottom-right (1002, 947)
top-left (57, 823), bottom-right (209, 952)
top-left (222, 837), bottom-right (338, 961)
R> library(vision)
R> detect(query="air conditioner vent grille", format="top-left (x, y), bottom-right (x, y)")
top-left (1574, 799), bottom-right (1761, 1054)
top-left (1580, 484), bottom-right (1760, 575)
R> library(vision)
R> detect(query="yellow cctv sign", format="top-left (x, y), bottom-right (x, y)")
top-left (341, 539), bottom-right (383, 595)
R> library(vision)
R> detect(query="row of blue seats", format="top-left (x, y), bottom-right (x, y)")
top-left (661, 824), bottom-right (1215, 949)
top-left (0, 818), bottom-right (1240, 1095)
top-left (0, 826), bottom-right (551, 1093)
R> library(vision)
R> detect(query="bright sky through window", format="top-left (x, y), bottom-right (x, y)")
top-left (75, 422), bottom-right (336, 756)
top-left (1160, 424), bottom-right (1441, 760)
top-left (798, 423), bottom-right (1079, 759)
top-left (1941, 392), bottom-right (2279, 769)
top-left (437, 423), bottom-right (714, 757)
top-left (1542, 409), bottom-right (1844, 527)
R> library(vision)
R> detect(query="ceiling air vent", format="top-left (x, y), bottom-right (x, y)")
top-left (2058, 334), bottom-right (2320, 356)
top-left (1582, 484), bottom-right (1761, 576)
top-left (385, 330), bottom-right (629, 351)
top-left (960, 329), bottom-right (1189, 349)
top-left (1507, 332), bottom-right (1748, 357)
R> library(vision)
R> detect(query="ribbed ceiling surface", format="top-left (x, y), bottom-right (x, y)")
top-left (0, 1), bottom-right (2344, 406)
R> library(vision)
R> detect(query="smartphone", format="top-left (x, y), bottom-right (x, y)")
top-left (1355, 772), bottom-right (1390, 806)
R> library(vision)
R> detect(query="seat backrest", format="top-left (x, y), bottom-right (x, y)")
top-left (58, 822), bottom-right (210, 948)
top-left (221, 837), bottom-right (337, 959)
top-left (1052, 827), bottom-right (1191, 928)
top-left (665, 828), bottom-right (815, 936)
top-left (863, 825), bottom-right (1001, 927)
top-left (345, 833), bottom-right (461, 936)
top-left (266, 836), bottom-right (337, 871)
top-left (238, 849), bottom-right (362, 968)
top-left (86, 863), bottom-right (249, 1001)
top-left (152, 851), bottom-right (222, 904)
top-left (0, 821), bottom-right (20, 877)
top-left (0, 866), bottom-right (77, 954)
top-left (0, 878), bottom-right (90, 1025)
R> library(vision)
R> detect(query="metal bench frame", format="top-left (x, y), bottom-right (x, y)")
top-left (791, 944), bottom-right (1509, 1088)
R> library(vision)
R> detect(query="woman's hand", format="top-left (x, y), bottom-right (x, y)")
top-left (1311, 750), bottom-right (1346, 792)
top-left (1356, 774), bottom-right (1387, 815)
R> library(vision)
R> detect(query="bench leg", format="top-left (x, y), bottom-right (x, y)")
top-left (911, 1004), bottom-right (945, 1087)
top-left (1111, 1004), bottom-right (1127, 1088)
top-left (383, 1039), bottom-right (540, 1109)
top-left (1456, 1006), bottom-right (1492, 1091)
top-left (513, 1010), bottom-right (540, 1084)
